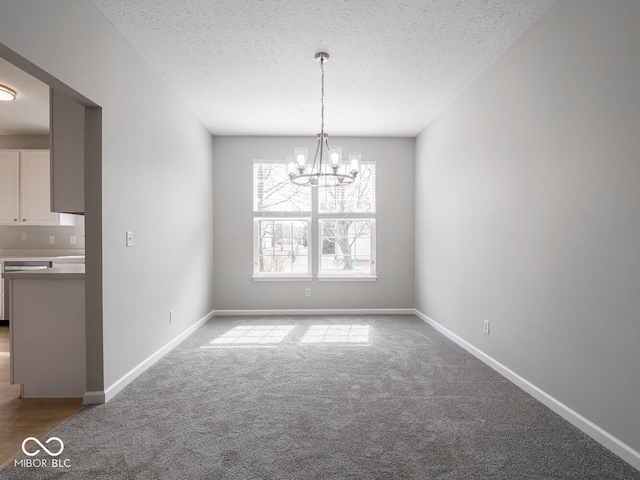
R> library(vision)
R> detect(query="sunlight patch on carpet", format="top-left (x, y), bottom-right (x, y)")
top-left (301, 324), bottom-right (370, 345)
top-left (205, 325), bottom-right (295, 347)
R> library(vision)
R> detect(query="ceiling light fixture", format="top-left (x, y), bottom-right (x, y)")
top-left (288, 52), bottom-right (360, 187)
top-left (0, 84), bottom-right (17, 101)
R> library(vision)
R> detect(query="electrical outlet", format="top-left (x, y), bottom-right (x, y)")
top-left (483, 319), bottom-right (490, 335)
top-left (126, 231), bottom-right (133, 247)
top-left (306, 288), bottom-right (311, 297)
top-left (21, 232), bottom-right (27, 242)
top-left (170, 310), bottom-right (175, 323)
top-left (70, 235), bottom-right (77, 244)
top-left (49, 236), bottom-right (55, 245)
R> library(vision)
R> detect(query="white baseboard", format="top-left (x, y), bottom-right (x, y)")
top-left (413, 309), bottom-right (640, 472)
top-left (85, 309), bottom-right (215, 405)
top-left (83, 390), bottom-right (105, 405)
top-left (213, 308), bottom-right (415, 316)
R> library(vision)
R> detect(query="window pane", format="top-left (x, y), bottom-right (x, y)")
top-left (320, 220), bottom-right (373, 274)
top-left (319, 162), bottom-right (375, 214)
top-left (258, 219), bottom-right (309, 274)
top-left (254, 162), bottom-right (311, 213)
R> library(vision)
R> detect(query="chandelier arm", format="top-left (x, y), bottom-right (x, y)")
top-left (311, 133), bottom-right (321, 172)
top-left (290, 172), bottom-right (356, 187)
top-left (323, 135), bottom-right (333, 172)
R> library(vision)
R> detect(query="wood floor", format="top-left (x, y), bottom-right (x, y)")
top-left (0, 326), bottom-right (82, 470)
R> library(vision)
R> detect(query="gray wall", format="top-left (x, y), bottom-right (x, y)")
top-left (213, 136), bottom-right (415, 311)
top-left (415, 0), bottom-right (640, 454)
top-left (0, 1), bottom-right (215, 392)
top-left (0, 135), bottom-right (49, 149)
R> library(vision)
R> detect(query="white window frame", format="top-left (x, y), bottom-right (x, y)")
top-left (317, 217), bottom-right (376, 281)
top-left (253, 215), bottom-right (312, 281)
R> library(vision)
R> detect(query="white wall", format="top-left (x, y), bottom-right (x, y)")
top-left (0, 220), bottom-right (85, 251)
top-left (415, 0), bottom-right (640, 460)
top-left (0, 1), bottom-right (215, 396)
top-left (213, 136), bottom-right (415, 312)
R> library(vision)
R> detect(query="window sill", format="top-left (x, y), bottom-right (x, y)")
top-left (317, 275), bottom-right (377, 282)
top-left (253, 275), bottom-right (313, 282)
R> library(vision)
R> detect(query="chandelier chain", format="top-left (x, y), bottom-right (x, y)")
top-left (288, 52), bottom-right (360, 187)
top-left (320, 56), bottom-right (325, 135)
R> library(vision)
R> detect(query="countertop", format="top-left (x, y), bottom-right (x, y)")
top-left (2, 263), bottom-right (85, 280)
top-left (0, 249), bottom-right (85, 263)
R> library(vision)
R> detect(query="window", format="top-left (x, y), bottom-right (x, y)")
top-left (253, 161), bottom-right (311, 278)
top-left (318, 162), bottom-right (376, 278)
top-left (253, 160), bottom-right (375, 280)
top-left (255, 219), bottom-right (309, 275)
top-left (319, 219), bottom-right (374, 275)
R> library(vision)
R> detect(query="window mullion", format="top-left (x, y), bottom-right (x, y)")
top-left (311, 183), bottom-right (319, 277)
top-left (254, 211), bottom-right (311, 218)
top-left (318, 212), bottom-right (375, 219)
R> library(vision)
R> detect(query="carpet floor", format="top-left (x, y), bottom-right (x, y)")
top-left (1, 315), bottom-right (638, 479)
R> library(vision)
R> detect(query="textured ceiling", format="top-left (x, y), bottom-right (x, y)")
top-left (4, 0), bottom-right (558, 137)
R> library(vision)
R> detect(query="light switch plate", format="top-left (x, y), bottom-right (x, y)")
top-left (126, 231), bottom-right (133, 247)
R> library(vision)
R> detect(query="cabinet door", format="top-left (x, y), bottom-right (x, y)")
top-left (19, 150), bottom-right (59, 225)
top-left (0, 150), bottom-right (20, 225)
top-left (50, 88), bottom-right (85, 214)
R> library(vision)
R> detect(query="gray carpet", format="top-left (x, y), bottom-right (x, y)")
top-left (2, 315), bottom-right (639, 479)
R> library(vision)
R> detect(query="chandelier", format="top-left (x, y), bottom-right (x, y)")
top-left (288, 52), bottom-right (360, 187)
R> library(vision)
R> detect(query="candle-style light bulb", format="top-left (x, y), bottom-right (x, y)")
top-left (349, 152), bottom-right (361, 174)
top-left (329, 145), bottom-right (342, 168)
top-left (295, 147), bottom-right (308, 167)
top-left (287, 156), bottom-right (296, 176)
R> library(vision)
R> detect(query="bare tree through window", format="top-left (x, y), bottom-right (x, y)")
top-left (319, 164), bottom-right (375, 273)
top-left (253, 160), bottom-right (375, 277)
top-left (254, 162), bottom-right (311, 275)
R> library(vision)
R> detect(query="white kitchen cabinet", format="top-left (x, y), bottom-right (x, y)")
top-left (0, 149), bottom-right (75, 226)
top-left (0, 150), bottom-right (20, 225)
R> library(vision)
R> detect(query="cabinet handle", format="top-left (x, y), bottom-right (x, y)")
top-left (22, 219), bottom-right (26, 222)
top-left (14, 218), bottom-right (17, 222)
